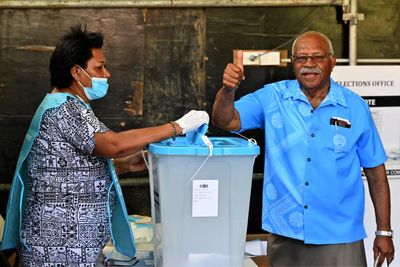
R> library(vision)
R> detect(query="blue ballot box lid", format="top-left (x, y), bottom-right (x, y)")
top-left (148, 136), bottom-right (260, 156)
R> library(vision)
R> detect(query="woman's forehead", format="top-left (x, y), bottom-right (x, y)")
top-left (89, 48), bottom-right (107, 63)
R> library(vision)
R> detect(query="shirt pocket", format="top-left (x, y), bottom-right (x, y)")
top-left (325, 125), bottom-right (352, 155)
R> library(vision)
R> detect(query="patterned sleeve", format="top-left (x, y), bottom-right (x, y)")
top-left (53, 98), bottom-right (109, 154)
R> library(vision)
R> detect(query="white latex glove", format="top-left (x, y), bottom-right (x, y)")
top-left (175, 110), bottom-right (209, 134)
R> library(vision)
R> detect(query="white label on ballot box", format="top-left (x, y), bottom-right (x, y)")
top-left (192, 180), bottom-right (218, 217)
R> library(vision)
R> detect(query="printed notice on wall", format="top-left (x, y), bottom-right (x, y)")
top-left (192, 180), bottom-right (218, 217)
top-left (332, 66), bottom-right (400, 153)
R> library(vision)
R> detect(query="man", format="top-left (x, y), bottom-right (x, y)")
top-left (212, 31), bottom-right (395, 266)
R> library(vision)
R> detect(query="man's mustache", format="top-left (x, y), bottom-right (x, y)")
top-left (300, 67), bottom-right (321, 74)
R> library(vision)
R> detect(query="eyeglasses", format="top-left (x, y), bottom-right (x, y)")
top-left (291, 54), bottom-right (332, 63)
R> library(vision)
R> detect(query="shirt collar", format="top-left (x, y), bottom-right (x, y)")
top-left (283, 79), bottom-right (348, 107)
top-left (328, 79), bottom-right (348, 107)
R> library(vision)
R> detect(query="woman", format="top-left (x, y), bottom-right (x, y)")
top-left (1, 24), bottom-right (208, 266)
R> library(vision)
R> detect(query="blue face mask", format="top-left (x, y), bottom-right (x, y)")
top-left (77, 67), bottom-right (109, 100)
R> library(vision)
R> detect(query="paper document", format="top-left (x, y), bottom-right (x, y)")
top-left (192, 180), bottom-right (218, 217)
top-left (245, 239), bottom-right (268, 256)
top-left (243, 258), bottom-right (258, 267)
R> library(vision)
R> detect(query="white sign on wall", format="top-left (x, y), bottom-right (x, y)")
top-left (332, 66), bottom-right (400, 267)
top-left (332, 65), bottom-right (400, 157)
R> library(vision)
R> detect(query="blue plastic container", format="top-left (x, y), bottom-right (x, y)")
top-left (148, 134), bottom-right (259, 267)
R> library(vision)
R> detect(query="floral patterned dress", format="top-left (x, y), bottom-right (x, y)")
top-left (18, 97), bottom-right (115, 267)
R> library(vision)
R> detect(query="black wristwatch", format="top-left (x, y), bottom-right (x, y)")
top-left (375, 230), bottom-right (394, 238)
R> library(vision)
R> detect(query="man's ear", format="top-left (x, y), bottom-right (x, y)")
top-left (330, 55), bottom-right (336, 67)
top-left (329, 55), bottom-right (336, 72)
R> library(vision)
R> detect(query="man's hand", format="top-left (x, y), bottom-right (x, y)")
top-left (222, 50), bottom-right (245, 91)
top-left (373, 236), bottom-right (395, 266)
top-left (364, 165), bottom-right (394, 266)
top-left (211, 51), bottom-right (244, 131)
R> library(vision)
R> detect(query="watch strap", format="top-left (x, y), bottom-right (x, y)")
top-left (375, 230), bottom-right (393, 238)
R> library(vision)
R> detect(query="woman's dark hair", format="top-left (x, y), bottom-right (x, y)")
top-left (49, 24), bottom-right (103, 88)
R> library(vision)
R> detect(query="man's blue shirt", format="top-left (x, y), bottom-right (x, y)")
top-left (234, 79), bottom-right (387, 244)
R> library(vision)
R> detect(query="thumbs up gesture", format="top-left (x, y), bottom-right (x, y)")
top-left (222, 50), bottom-right (245, 91)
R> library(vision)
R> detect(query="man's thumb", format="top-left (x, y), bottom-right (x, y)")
top-left (237, 50), bottom-right (244, 72)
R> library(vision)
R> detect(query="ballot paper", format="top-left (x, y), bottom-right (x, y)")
top-left (245, 239), bottom-right (268, 257)
top-left (243, 258), bottom-right (259, 267)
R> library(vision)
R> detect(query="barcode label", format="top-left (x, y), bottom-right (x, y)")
top-left (192, 180), bottom-right (219, 217)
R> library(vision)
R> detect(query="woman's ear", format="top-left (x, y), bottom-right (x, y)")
top-left (70, 65), bottom-right (80, 81)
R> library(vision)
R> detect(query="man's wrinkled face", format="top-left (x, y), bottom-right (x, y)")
top-left (292, 34), bottom-right (336, 91)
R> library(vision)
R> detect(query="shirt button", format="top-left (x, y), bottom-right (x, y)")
top-left (310, 110), bottom-right (314, 113)
top-left (304, 205), bottom-right (309, 209)
top-left (305, 181), bottom-right (309, 186)
top-left (307, 157), bottom-right (311, 162)
top-left (310, 133), bottom-right (315, 138)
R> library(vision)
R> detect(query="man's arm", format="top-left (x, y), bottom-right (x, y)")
top-left (212, 87), bottom-right (241, 131)
top-left (212, 51), bottom-right (244, 131)
top-left (364, 164), bottom-right (395, 266)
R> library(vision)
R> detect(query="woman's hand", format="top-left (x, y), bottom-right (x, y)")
top-left (175, 110), bottom-right (209, 134)
top-left (113, 151), bottom-right (148, 175)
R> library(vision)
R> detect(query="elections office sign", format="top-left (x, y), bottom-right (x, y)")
top-left (333, 66), bottom-right (400, 267)
top-left (332, 66), bottom-right (400, 155)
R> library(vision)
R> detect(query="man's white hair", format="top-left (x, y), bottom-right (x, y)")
top-left (291, 31), bottom-right (334, 55)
